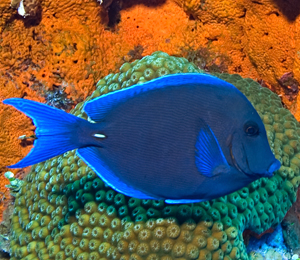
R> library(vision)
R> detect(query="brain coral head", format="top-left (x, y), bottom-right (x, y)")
top-left (7, 51), bottom-right (300, 260)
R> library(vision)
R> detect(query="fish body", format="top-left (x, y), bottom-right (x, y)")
top-left (3, 73), bottom-right (281, 203)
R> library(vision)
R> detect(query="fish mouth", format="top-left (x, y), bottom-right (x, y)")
top-left (229, 142), bottom-right (274, 178)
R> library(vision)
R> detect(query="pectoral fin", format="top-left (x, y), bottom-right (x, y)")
top-left (195, 119), bottom-right (230, 177)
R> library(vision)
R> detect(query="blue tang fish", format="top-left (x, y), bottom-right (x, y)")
top-left (3, 73), bottom-right (281, 203)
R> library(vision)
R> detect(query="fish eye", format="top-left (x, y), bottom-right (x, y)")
top-left (244, 121), bottom-right (259, 136)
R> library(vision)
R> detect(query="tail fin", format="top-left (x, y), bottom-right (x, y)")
top-left (3, 98), bottom-right (90, 168)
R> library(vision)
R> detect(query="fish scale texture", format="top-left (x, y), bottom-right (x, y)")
top-left (9, 51), bottom-right (300, 260)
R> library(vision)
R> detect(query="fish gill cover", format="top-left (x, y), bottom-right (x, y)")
top-left (7, 51), bottom-right (300, 260)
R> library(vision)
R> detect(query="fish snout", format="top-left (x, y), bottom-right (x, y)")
top-left (263, 159), bottom-right (281, 177)
top-left (268, 159), bottom-right (281, 173)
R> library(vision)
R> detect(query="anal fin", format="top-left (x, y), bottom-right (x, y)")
top-left (77, 147), bottom-right (159, 200)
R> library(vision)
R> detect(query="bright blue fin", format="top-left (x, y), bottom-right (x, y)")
top-left (165, 199), bottom-right (205, 204)
top-left (3, 98), bottom-right (89, 168)
top-left (77, 147), bottom-right (160, 199)
top-left (84, 73), bottom-right (236, 122)
top-left (195, 120), bottom-right (229, 177)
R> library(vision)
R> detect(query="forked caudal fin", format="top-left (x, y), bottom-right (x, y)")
top-left (3, 98), bottom-right (97, 168)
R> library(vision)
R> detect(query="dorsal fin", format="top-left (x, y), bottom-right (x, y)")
top-left (84, 73), bottom-right (237, 122)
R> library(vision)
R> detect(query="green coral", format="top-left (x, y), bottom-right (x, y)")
top-left (9, 51), bottom-right (300, 260)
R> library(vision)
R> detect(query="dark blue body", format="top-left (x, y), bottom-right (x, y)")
top-left (3, 73), bottom-right (281, 203)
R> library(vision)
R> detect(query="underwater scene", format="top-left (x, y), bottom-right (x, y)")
top-left (1, 0), bottom-right (300, 260)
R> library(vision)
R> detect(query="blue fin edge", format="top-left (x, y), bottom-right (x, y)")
top-left (165, 199), bottom-right (205, 204)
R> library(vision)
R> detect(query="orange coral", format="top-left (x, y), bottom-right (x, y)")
top-left (0, 74), bottom-right (37, 221)
top-left (0, 0), bottom-right (298, 97)
top-left (0, 174), bottom-right (9, 222)
top-left (0, 75), bottom-right (38, 166)
top-left (0, 0), bottom-right (299, 105)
